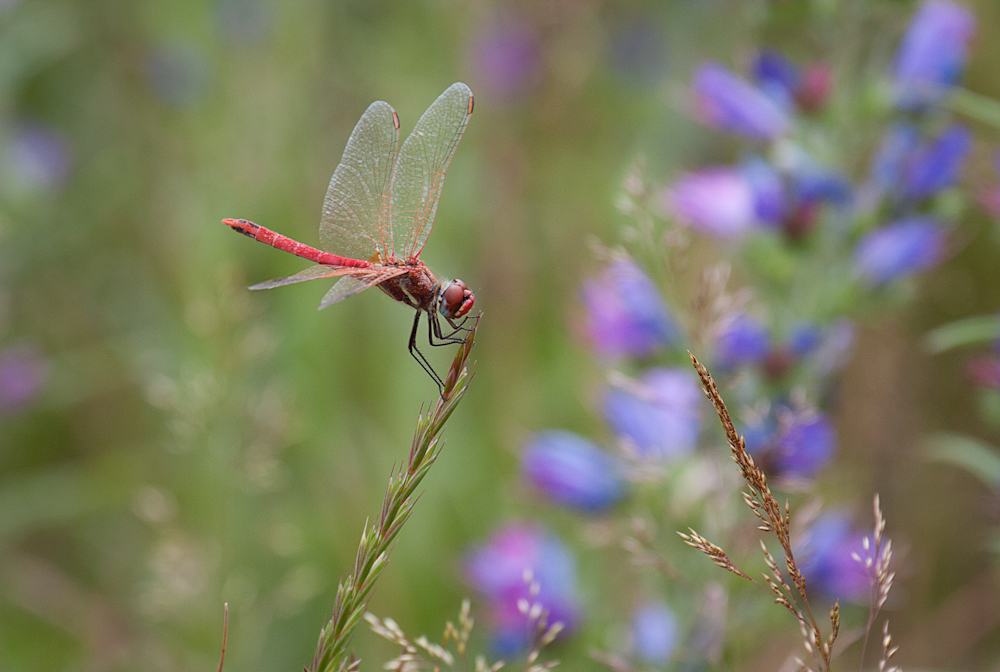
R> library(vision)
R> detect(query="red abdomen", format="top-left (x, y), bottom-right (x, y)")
top-left (223, 219), bottom-right (372, 268)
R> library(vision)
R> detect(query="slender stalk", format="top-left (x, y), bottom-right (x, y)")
top-left (307, 317), bottom-right (480, 672)
top-left (686, 353), bottom-right (833, 671)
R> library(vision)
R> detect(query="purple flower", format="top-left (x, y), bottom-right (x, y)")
top-left (522, 431), bottom-right (626, 512)
top-left (667, 169), bottom-right (756, 238)
top-left (743, 408), bottom-right (835, 478)
top-left (752, 50), bottom-right (799, 110)
top-left (691, 62), bottom-right (791, 141)
top-left (715, 315), bottom-right (770, 368)
top-left (903, 124), bottom-right (972, 199)
top-left (854, 218), bottom-right (946, 285)
top-left (893, 0), bottom-right (976, 107)
top-left (466, 524), bottom-right (579, 653)
top-left (796, 513), bottom-right (870, 601)
top-left (752, 51), bottom-right (832, 113)
top-left (469, 16), bottom-right (540, 102)
top-left (742, 415), bottom-right (777, 455)
top-left (3, 123), bottom-right (72, 193)
top-left (773, 413), bottom-right (836, 478)
top-left (0, 345), bottom-right (49, 413)
top-left (632, 602), bottom-right (679, 664)
top-left (788, 323), bottom-right (821, 356)
top-left (666, 163), bottom-right (786, 237)
top-left (603, 368), bottom-right (701, 460)
top-left (792, 166), bottom-right (852, 206)
top-left (146, 43), bottom-right (211, 108)
top-left (869, 124), bottom-right (922, 192)
top-left (741, 157), bottom-right (786, 226)
top-left (582, 260), bottom-right (676, 358)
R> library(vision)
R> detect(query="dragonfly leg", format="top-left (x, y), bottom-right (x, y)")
top-left (427, 311), bottom-right (467, 347)
top-left (409, 310), bottom-right (445, 394)
top-left (443, 315), bottom-right (474, 338)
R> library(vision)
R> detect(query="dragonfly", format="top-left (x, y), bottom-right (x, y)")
top-left (224, 83), bottom-right (476, 392)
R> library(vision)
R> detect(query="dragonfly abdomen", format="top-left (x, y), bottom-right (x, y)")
top-left (222, 219), bottom-right (372, 268)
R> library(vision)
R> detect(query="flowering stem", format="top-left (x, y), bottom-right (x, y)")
top-left (307, 316), bottom-right (480, 672)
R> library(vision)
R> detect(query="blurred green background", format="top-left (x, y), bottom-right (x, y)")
top-left (2, 0), bottom-right (1000, 669)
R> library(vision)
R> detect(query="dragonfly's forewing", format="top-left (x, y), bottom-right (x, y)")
top-left (390, 83), bottom-right (473, 261)
top-left (317, 267), bottom-right (408, 311)
top-left (319, 101), bottom-right (400, 263)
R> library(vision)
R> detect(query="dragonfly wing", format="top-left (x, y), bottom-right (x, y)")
top-left (249, 264), bottom-right (356, 290)
top-left (319, 100), bottom-right (401, 263)
top-left (318, 277), bottom-right (369, 310)
top-left (390, 83), bottom-right (473, 260)
top-left (317, 267), bottom-right (408, 310)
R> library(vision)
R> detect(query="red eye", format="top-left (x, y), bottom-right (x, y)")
top-left (443, 281), bottom-right (465, 306)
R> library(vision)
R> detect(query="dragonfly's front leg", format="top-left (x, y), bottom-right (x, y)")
top-left (427, 311), bottom-right (468, 347)
top-left (408, 310), bottom-right (445, 394)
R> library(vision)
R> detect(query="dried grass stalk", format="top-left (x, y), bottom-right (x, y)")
top-left (686, 354), bottom-right (833, 672)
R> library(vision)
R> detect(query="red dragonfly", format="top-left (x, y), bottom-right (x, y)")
top-left (224, 83), bottom-right (476, 391)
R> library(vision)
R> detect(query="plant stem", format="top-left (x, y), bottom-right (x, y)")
top-left (307, 317), bottom-right (480, 672)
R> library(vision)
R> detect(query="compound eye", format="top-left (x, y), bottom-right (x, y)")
top-left (443, 281), bottom-right (466, 308)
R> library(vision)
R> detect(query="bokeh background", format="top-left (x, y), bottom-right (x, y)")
top-left (3, 0), bottom-right (1000, 669)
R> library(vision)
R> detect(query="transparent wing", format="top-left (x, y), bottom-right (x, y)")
top-left (319, 100), bottom-right (401, 262)
top-left (248, 264), bottom-right (359, 290)
top-left (390, 82), bottom-right (473, 260)
top-left (317, 268), bottom-right (409, 310)
top-left (317, 267), bottom-right (407, 310)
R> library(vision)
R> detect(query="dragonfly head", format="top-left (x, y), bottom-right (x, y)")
top-left (439, 279), bottom-right (475, 319)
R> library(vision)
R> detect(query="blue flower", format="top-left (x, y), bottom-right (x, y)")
top-left (796, 513), bottom-right (870, 602)
top-left (469, 15), bottom-right (540, 102)
top-left (632, 603), bottom-right (679, 664)
top-left (715, 315), bottom-right (770, 368)
top-left (752, 50), bottom-right (832, 113)
top-left (752, 50), bottom-right (800, 109)
top-left (3, 123), bottom-right (72, 194)
top-left (0, 345), bottom-right (49, 414)
top-left (465, 524), bottom-right (579, 654)
top-left (792, 166), bottom-right (852, 206)
top-left (902, 124), bottom-right (971, 199)
top-left (741, 157), bottom-right (787, 226)
top-left (742, 415), bottom-right (777, 455)
top-left (667, 161), bottom-right (786, 237)
top-left (603, 368), bottom-right (702, 460)
top-left (667, 168), bottom-right (758, 238)
top-left (854, 218), bottom-right (946, 285)
top-left (743, 408), bottom-right (835, 479)
top-left (583, 260), bottom-right (676, 358)
top-left (788, 323), bottom-right (822, 357)
top-left (773, 413), bottom-right (836, 478)
top-left (870, 124), bottom-right (922, 192)
top-left (522, 431), bottom-right (626, 512)
top-left (893, 0), bottom-right (976, 108)
top-left (691, 62), bottom-right (791, 141)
